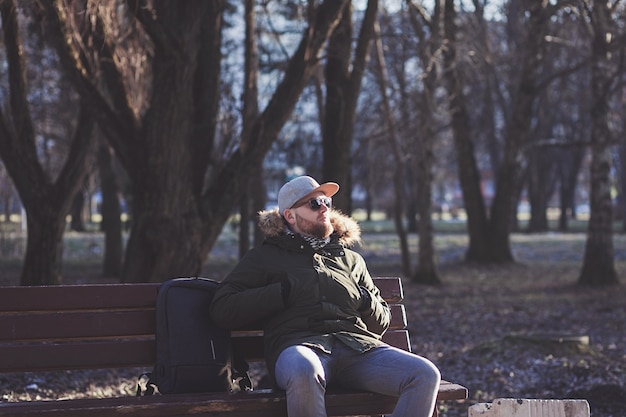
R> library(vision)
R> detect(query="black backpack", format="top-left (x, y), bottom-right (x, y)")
top-left (139, 277), bottom-right (252, 395)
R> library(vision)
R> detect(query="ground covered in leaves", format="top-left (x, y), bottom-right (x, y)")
top-left (1, 231), bottom-right (625, 417)
top-left (404, 261), bottom-right (626, 417)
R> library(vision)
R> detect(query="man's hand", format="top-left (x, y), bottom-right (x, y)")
top-left (358, 286), bottom-right (372, 311)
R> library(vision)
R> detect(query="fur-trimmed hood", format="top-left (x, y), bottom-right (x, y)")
top-left (257, 208), bottom-right (362, 248)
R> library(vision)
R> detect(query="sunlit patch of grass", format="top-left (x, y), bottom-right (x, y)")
top-left (0, 215), bottom-right (625, 286)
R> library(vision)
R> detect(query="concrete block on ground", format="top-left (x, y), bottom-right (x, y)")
top-left (468, 398), bottom-right (590, 417)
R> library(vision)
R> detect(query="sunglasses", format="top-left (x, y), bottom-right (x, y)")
top-left (291, 196), bottom-right (332, 211)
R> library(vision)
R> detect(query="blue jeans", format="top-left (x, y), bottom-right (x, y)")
top-left (274, 341), bottom-right (441, 417)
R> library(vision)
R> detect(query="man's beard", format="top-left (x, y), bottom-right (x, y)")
top-left (295, 213), bottom-right (333, 238)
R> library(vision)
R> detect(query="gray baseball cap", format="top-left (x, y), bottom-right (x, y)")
top-left (278, 176), bottom-right (339, 215)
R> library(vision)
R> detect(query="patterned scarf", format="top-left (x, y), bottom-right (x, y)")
top-left (301, 234), bottom-right (331, 251)
top-left (285, 227), bottom-right (331, 251)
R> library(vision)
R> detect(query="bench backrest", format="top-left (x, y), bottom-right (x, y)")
top-left (0, 277), bottom-right (408, 373)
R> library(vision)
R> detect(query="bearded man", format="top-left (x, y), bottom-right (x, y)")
top-left (210, 176), bottom-right (440, 417)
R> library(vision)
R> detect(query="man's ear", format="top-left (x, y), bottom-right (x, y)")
top-left (283, 209), bottom-right (296, 225)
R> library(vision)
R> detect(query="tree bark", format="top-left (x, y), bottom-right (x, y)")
top-left (238, 0), bottom-right (260, 258)
top-left (323, 0), bottom-right (378, 214)
top-left (558, 148), bottom-right (584, 231)
top-left (98, 141), bottom-right (123, 277)
top-left (0, 1), bottom-right (97, 285)
top-left (372, 20), bottom-right (411, 277)
top-left (120, 0), bottom-right (218, 280)
top-left (527, 148), bottom-right (558, 232)
top-left (251, 163), bottom-right (266, 248)
top-left (486, 1), bottom-right (552, 262)
top-left (442, 0), bottom-right (491, 261)
top-left (70, 190), bottom-right (87, 232)
top-left (579, 0), bottom-right (618, 286)
top-left (323, 6), bottom-right (353, 213)
top-left (406, 0), bottom-right (443, 285)
top-left (619, 142), bottom-right (626, 232)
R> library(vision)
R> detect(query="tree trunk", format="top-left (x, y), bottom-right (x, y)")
top-left (47, 0), bottom-right (350, 282)
top-left (579, 141), bottom-right (617, 286)
top-left (527, 149), bottom-right (557, 232)
top-left (558, 149), bottom-right (584, 231)
top-left (15, 111), bottom-right (96, 286)
top-left (442, 0), bottom-right (491, 261)
top-left (0, 2), bottom-right (97, 285)
top-left (252, 163), bottom-right (266, 248)
top-left (406, 192), bottom-right (419, 234)
top-left (239, 190), bottom-right (251, 258)
top-left (558, 184), bottom-right (570, 232)
top-left (0, 170), bottom-right (15, 223)
top-left (443, 0), bottom-right (553, 263)
top-left (579, 0), bottom-right (618, 286)
top-left (373, 21), bottom-right (411, 277)
top-left (323, 0), bottom-right (378, 214)
top-left (121, 2), bottom-right (215, 280)
top-left (70, 190), bottom-right (87, 232)
top-left (239, 0), bottom-right (261, 258)
top-left (98, 142), bottom-right (123, 277)
top-left (323, 5), bottom-right (352, 213)
top-left (619, 142), bottom-right (626, 232)
top-left (20, 209), bottom-right (66, 285)
top-left (406, 0), bottom-right (443, 285)
top-left (414, 140), bottom-right (440, 284)
top-left (487, 6), bottom-right (549, 261)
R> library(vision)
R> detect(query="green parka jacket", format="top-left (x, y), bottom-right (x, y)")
top-left (209, 208), bottom-right (391, 379)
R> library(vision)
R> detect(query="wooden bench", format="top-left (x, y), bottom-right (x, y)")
top-left (0, 277), bottom-right (467, 416)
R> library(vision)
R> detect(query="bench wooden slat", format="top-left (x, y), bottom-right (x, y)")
top-left (390, 303), bottom-right (407, 329)
top-left (436, 380), bottom-right (469, 401)
top-left (0, 381), bottom-right (466, 417)
top-left (0, 310), bottom-right (155, 342)
top-left (0, 390), bottom-right (396, 417)
top-left (0, 339), bottom-right (156, 372)
top-left (0, 306), bottom-right (404, 343)
top-left (0, 284), bottom-right (159, 312)
top-left (0, 329), bottom-right (411, 372)
top-left (370, 276), bottom-right (404, 302)
top-left (0, 278), bottom-right (401, 312)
